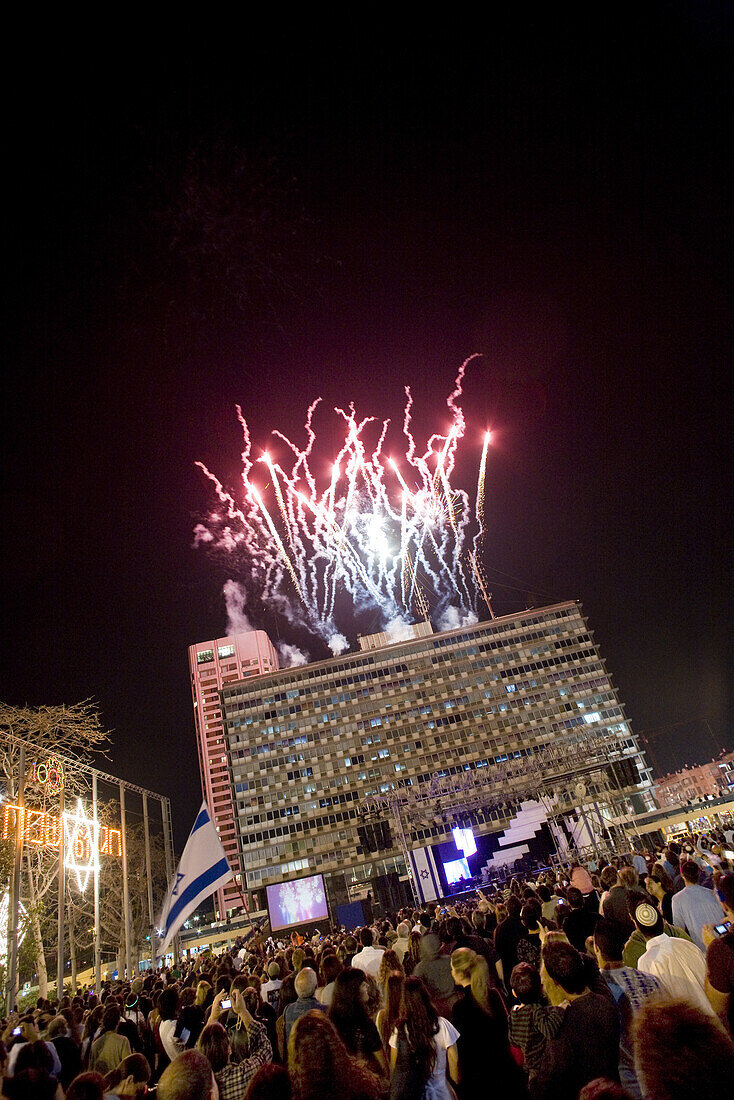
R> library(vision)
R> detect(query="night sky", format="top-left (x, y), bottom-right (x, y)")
top-left (2, 10), bottom-right (731, 846)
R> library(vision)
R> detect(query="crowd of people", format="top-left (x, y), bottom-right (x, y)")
top-left (2, 830), bottom-right (734, 1099)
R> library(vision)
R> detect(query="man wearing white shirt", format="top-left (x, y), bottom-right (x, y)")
top-left (631, 896), bottom-right (714, 1017)
top-left (350, 927), bottom-right (385, 977)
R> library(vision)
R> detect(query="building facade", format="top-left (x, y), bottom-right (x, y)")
top-left (655, 752), bottom-right (734, 808)
top-left (213, 601), bottom-right (654, 901)
top-left (188, 630), bottom-right (279, 917)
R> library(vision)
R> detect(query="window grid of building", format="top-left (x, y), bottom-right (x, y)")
top-left (218, 602), bottom-right (653, 892)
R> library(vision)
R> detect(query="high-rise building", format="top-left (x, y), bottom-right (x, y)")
top-left (216, 601), bottom-right (655, 902)
top-left (188, 630), bottom-right (279, 917)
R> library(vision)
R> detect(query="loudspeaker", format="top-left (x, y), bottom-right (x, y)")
top-left (607, 757), bottom-right (639, 789)
top-left (357, 820), bottom-right (393, 853)
top-left (371, 871), bottom-right (407, 915)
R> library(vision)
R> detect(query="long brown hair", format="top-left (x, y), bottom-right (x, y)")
top-left (395, 977), bottom-right (439, 1086)
top-left (378, 972), bottom-right (404, 1049)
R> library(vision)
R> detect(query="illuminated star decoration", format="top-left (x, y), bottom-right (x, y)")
top-left (63, 798), bottom-right (100, 891)
top-left (0, 892), bottom-right (27, 969)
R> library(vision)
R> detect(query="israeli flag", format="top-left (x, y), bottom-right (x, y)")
top-left (157, 802), bottom-right (233, 955)
top-left (409, 845), bottom-right (441, 903)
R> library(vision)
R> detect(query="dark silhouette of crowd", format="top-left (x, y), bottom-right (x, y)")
top-left (2, 830), bottom-right (733, 1099)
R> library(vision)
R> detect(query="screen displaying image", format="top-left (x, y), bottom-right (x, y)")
top-left (443, 857), bottom-right (471, 885)
top-left (452, 826), bottom-right (477, 857)
top-left (266, 873), bottom-right (329, 932)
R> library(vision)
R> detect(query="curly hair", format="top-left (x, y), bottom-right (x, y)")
top-left (377, 949), bottom-right (403, 988)
top-left (288, 1011), bottom-right (380, 1100)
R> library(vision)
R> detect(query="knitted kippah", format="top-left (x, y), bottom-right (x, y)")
top-left (635, 902), bottom-right (658, 928)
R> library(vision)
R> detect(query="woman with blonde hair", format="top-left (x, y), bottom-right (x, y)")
top-left (450, 949), bottom-right (527, 1099)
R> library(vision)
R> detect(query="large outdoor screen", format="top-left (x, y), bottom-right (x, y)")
top-left (443, 857), bottom-right (471, 885)
top-left (266, 873), bottom-right (329, 932)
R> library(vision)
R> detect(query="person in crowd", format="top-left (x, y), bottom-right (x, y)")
top-left (47, 1013), bottom-right (82, 1089)
top-left (632, 995), bottom-right (734, 1100)
top-left (495, 894), bottom-right (525, 992)
top-left (562, 886), bottom-right (599, 953)
top-left (569, 863), bottom-right (598, 909)
top-left (532, 940), bottom-right (620, 1099)
top-left (670, 860), bottom-right (724, 950)
top-left (413, 933), bottom-right (455, 1016)
top-left (284, 969), bottom-right (327, 1046)
top-left (351, 929), bottom-right (385, 978)
top-left (644, 868), bottom-right (675, 923)
top-left (260, 961), bottom-right (284, 1008)
top-left (393, 922), bottom-right (411, 965)
top-left (592, 917), bottom-right (662, 1099)
top-left (157, 1049), bottom-right (219, 1100)
top-left (403, 931), bottom-right (422, 977)
top-left (329, 967), bottom-right (387, 1077)
top-left (316, 953), bottom-right (342, 1007)
top-left (198, 1016), bottom-right (271, 1100)
top-left (288, 1011), bottom-right (383, 1100)
top-left (376, 950), bottom-right (403, 997)
top-left (507, 962), bottom-right (563, 1085)
top-left (376, 972), bottom-right (404, 1054)
top-left (536, 884), bottom-right (560, 925)
top-left (602, 867), bottom-right (645, 936)
top-left (64, 1073), bottom-right (107, 1100)
top-left (102, 1053), bottom-right (152, 1098)
top-left (623, 893), bottom-right (712, 1017)
top-left (388, 976), bottom-right (459, 1100)
top-left (88, 1004), bottom-right (132, 1076)
top-left (244, 1062), bottom-right (292, 1100)
top-left (2, 1040), bottom-right (62, 1100)
top-left (450, 948), bottom-right (526, 1098)
top-left (701, 870), bottom-right (734, 1033)
top-left (209, 986), bottom-right (272, 1070)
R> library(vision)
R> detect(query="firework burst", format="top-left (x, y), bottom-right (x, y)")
top-left (195, 356), bottom-right (491, 654)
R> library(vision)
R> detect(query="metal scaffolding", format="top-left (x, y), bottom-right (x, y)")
top-left (361, 728), bottom-right (640, 902)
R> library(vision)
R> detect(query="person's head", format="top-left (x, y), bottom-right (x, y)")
top-left (46, 1014), bottom-right (69, 1038)
top-left (593, 917), bottom-right (627, 969)
top-left (65, 1074), bottom-right (107, 1100)
top-left (102, 1053), bottom-right (151, 1096)
top-left (378, 949), bottom-right (403, 986)
top-left (359, 927), bottom-right (373, 948)
top-left (600, 865), bottom-right (618, 891)
top-left (158, 987), bottom-right (179, 1022)
top-left (520, 903), bottom-right (540, 931)
top-left (267, 960), bottom-right (282, 980)
top-left (294, 967), bottom-right (318, 1000)
top-left (288, 1011), bottom-right (352, 1099)
top-left (194, 980), bottom-right (212, 1007)
top-left (566, 886), bottom-right (584, 910)
top-left (632, 996), bottom-right (734, 1099)
top-left (14, 1039), bottom-right (54, 1076)
top-left (506, 895), bottom-right (522, 918)
top-left (329, 966), bottom-right (370, 1023)
top-left (319, 954), bottom-right (341, 987)
top-left (451, 947), bottom-right (494, 1012)
top-left (680, 860), bottom-right (700, 885)
top-left (617, 866), bottom-right (638, 890)
top-left (629, 893), bottom-right (664, 940)
top-left (292, 947), bottom-right (305, 972)
top-left (245, 1063), bottom-right (292, 1100)
top-left (197, 1020), bottom-right (230, 1074)
top-left (716, 872), bottom-right (734, 918)
top-left (396, 921), bottom-right (410, 940)
top-left (541, 942), bottom-right (587, 1004)
top-left (157, 1050), bottom-right (218, 1100)
top-left (101, 1004), bottom-right (121, 1032)
top-left (510, 962), bottom-right (542, 1004)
